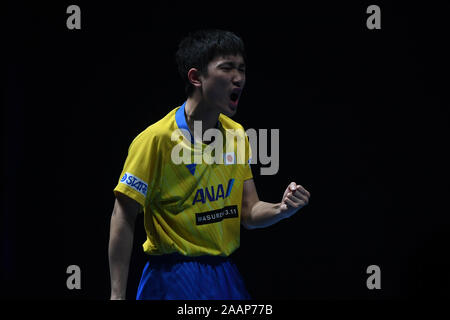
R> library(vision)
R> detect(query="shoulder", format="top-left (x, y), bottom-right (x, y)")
top-left (130, 107), bottom-right (179, 147)
top-left (219, 114), bottom-right (250, 146)
top-left (219, 113), bottom-right (246, 132)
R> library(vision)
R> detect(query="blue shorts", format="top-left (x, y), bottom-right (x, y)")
top-left (136, 253), bottom-right (251, 300)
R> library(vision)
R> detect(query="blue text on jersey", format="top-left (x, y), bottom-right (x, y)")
top-left (192, 178), bottom-right (235, 205)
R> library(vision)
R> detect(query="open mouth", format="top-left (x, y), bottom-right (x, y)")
top-left (230, 92), bottom-right (239, 102)
top-left (229, 88), bottom-right (242, 104)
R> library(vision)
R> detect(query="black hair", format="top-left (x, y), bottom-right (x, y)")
top-left (175, 29), bottom-right (246, 97)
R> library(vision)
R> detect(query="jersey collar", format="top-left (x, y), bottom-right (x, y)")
top-left (175, 101), bottom-right (194, 144)
top-left (175, 101), bottom-right (223, 145)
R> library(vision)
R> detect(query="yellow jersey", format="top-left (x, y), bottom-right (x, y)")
top-left (114, 102), bottom-right (253, 257)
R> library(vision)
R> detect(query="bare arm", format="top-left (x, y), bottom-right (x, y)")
top-left (108, 193), bottom-right (140, 300)
top-left (241, 179), bottom-right (310, 230)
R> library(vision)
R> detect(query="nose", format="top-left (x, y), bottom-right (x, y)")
top-left (232, 70), bottom-right (245, 88)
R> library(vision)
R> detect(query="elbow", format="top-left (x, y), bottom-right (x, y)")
top-left (241, 222), bottom-right (251, 230)
top-left (241, 202), bottom-right (259, 230)
top-left (242, 223), bottom-right (255, 230)
top-left (241, 216), bottom-right (257, 230)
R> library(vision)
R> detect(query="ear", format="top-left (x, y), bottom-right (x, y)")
top-left (187, 68), bottom-right (202, 90)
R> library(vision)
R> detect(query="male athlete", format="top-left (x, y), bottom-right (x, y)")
top-left (108, 29), bottom-right (310, 300)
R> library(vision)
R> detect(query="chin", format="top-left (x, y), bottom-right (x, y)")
top-left (221, 110), bottom-right (236, 118)
top-left (220, 104), bottom-right (237, 117)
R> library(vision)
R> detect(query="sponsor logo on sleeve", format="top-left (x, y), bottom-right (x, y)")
top-left (119, 172), bottom-right (148, 197)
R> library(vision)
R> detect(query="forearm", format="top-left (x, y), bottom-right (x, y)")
top-left (108, 213), bottom-right (135, 300)
top-left (243, 201), bottom-right (285, 229)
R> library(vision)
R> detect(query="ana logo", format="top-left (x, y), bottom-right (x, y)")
top-left (119, 172), bottom-right (148, 197)
top-left (224, 152), bottom-right (235, 165)
top-left (192, 178), bottom-right (235, 205)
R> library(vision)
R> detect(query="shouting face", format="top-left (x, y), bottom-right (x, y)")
top-left (198, 54), bottom-right (246, 117)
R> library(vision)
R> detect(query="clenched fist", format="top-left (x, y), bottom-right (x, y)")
top-left (280, 182), bottom-right (310, 217)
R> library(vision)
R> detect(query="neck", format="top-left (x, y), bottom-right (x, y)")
top-left (185, 93), bottom-right (220, 142)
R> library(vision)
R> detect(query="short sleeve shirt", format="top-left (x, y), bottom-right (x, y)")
top-left (114, 102), bottom-right (253, 257)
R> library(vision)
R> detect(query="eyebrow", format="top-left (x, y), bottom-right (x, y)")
top-left (218, 61), bottom-right (246, 68)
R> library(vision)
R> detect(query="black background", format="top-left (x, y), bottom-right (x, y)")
top-left (2, 0), bottom-right (449, 301)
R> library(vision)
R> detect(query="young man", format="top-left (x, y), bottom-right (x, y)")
top-left (108, 29), bottom-right (310, 300)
